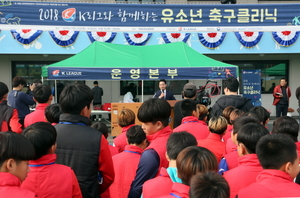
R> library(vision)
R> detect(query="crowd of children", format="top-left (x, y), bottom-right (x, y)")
top-left (0, 78), bottom-right (300, 198)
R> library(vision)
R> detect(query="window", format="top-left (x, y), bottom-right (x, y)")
top-left (223, 60), bottom-right (288, 94)
top-left (120, 80), bottom-right (188, 97)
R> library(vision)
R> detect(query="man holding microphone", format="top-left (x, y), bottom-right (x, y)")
top-left (153, 79), bottom-right (176, 100)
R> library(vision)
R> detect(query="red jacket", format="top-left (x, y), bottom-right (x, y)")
top-left (109, 145), bottom-right (119, 156)
top-left (238, 169), bottom-right (300, 198)
top-left (222, 125), bottom-right (233, 144)
top-left (225, 138), bottom-right (237, 154)
top-left (224, 150), bottom-right (239, 170)
top-left (114, 124), bottom-right (135, 153)
top-left (273, 85), bottom-right (291, 105)
top-left (296, 141), bottom-right (300, 164)
top-left (24, 103), bottom-right (49, 128)
top-left (109, 145), bottom-right (143, 198)
top-left (158, 182), bottom-right (190, 198)
top-left (0, 172), bottom-right (36, 198)
top-left (198, 133), bottom-right (226, 162)
top-left (21, 154), bottom-right (82, 198)
top-left (173, 116), bottom-right (209, 140)
top-left (223, 154), bottom-right (263, 198)
top-left (146, 126), bottom-right (173, 170)
top-left (0, 109), bottom-right (22, 133)
top-left (142, 167), bottom-right (173, 198)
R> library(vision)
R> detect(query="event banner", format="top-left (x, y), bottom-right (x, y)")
top-left (242, 69), bottom-right (261, 106)
top-left (1, 1), bottom-right (300, 31)
top-left (47, 66), bottom-right (237, 80)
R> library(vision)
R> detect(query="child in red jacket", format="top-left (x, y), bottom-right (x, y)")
top-left (142, 131), bottom-right (197, 198)
top-left (238, 134), bottom-right (300, 198)
top-left (0, 131), bottom-right (36, 198)
top-left (0, 82), bottom-right (22, 133)
top-left (190, 172), bottom-right (230, 198)
top-left (109, 125), bottom-right (148, 198)
top-left (128, 98), bottom-right (173, 198)
top-left (223, 122), bottom-right (269, 198)
top-left (173, 99), bottom-right (210, 140)
top-left (198, 116), bottom-right (228, 162)
top-left (158, 146), bottom-right (218, 198)
top-left (21, 122), bottom-right (82, 198)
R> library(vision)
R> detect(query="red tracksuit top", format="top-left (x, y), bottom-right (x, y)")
top-left (24, 103), bottom-right (49, 128)
top-left (0, 172), bottom-right (36, 198)
top-left (0, 109), bottom-right (22, 133)
top-left (146, 126), bottom-right (173, 170)
top-left (142, 167), bottom-right (173, 198)
top-left (225, 138), bottom-right (237, 154)
top-left (296, 141), bottom-right (300, 163)
top-left (198, 133), bottom-right (226, 163)
top-left (158, 182), bottom-right (190, 198)
top-left (21, 154), bottom-right (82, 198)
top-left (223, 154), bottom-right (263, 198)
top-left (238, 169), bottom-right (300, 198)
top-left (222, 125), bottom-right (233, 144)
top-left (109, 145), bottom-right (143, 198)
top-left (224, 150), bottom-right (239, 170)
top-left (114, 124), bottom-right (135, 153)
top-left (173, 116), bottom-right (209, 141)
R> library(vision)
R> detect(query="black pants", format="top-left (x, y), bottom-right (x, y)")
top-left (276, 104), bottom-right (288, 118)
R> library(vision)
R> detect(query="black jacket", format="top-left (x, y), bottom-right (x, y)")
top-left (55, 114), bottom-right (102, 198)
top-left (209, 95), bottom-right (253, 118)
top-left (153, 90), bottom-right (176, 100)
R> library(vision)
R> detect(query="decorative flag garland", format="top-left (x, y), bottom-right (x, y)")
top-left (11, 29), bottom-right (43, 45)
top-left (161, 33), bottom-right (190, 43)
top-left (235, 32), bottom-right (263, 48)
top-left (272, 31), bottom-right (300, 46)
top-left (124, 33), bottom-right (152, 46)
top-left (198, 32), bottom-right (226, 49)
top-left (48, 30), bottom-right (79, 47)
top-left (87, 31), bottom-right (117, 43)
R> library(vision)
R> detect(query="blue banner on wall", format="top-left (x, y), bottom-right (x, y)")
top-left (47, 66), bottom-right (237, 80)
top-left (242, 69), bottom-right (261, 106)
top-left (1, 1), bottom-right (300, 31)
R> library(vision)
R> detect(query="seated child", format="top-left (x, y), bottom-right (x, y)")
top-left (238, 134), bottom-right (300, 198)
top-left (109, 125), bottom-right (147, 198)
top-left (173, 99), bottom-right (210, 140)
top-left (44, 103), bottom-right (62, 125)
top-left (113, 109), bottom-right (136, 153)
top-left (91, 122), bottom-right (119, 156)
top-left (198, 116), bottom-right (227, 162)
top-left (223, 108), bottom-right (244, 144)
top-left (219, 116), bottom-right (260, 174)
top-left (21, 122), bottom-right (82, 198)
top-left (249, 106), bottom-right (270, 126)
top-left (0, 82), bottom-right (22, 133)
top-left (223, 123), bottom-right (269, 198)
top-left (0, 131), bottom-right (35, 197)
top-left (128, 98), bottom-right (173, 198)
top-left (196, 104), bottom-right (209, 122)
top-left (189, 171), bottom-right (230, 198)
top-left (159, 146), bottom-right (218, 198)
top-left (143, 132), bottom-right (197, 198)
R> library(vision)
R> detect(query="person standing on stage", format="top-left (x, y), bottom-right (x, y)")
top-left (153, 79), bottom-right (176, 100)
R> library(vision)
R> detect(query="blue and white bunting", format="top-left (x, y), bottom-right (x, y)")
top-left (87, 32), bottom-right (117, 43)
top-left (272, 31), bottom-right (300, 46)
top-left (49, 30), bottom-right (79, 47)
top-left (124, 33), bottom-right (152, 46)
top-left (235, 32), bottom-right (263, 48)
top-left (11, 29), bottom-right (43, 45)
top-left (161, 33), bottom-right (190, 43)
top-left (198, 32), bottom-right (226, 49)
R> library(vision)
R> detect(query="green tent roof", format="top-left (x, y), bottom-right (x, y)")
top-left (42, 42), bottom-right (238, 79)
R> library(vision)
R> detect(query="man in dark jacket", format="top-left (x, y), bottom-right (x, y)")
top-left (55, 83), bottom-right (114, 198)
top-left (91, 81), bottom-right (103, 121)
top-left (153, 79), bottom-right (176, 100)
top-left (209, 77), bottom-right (253, 118)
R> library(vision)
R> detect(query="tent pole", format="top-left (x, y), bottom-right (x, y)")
top-left (142, 80), bottom-right (144, 102)
top-left (55, 80), bottom-right (57, 103)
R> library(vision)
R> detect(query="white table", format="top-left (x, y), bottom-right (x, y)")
top-left (91, 110), bottom-right (111, 124)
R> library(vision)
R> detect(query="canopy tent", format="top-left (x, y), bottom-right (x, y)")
top-left (42, 42), bottom-right (238, 80)
top-left (265, 63), bottom-right (285, 76)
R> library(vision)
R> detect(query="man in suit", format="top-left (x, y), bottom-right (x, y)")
top-left (153, 79), bottom-right (176, 100)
